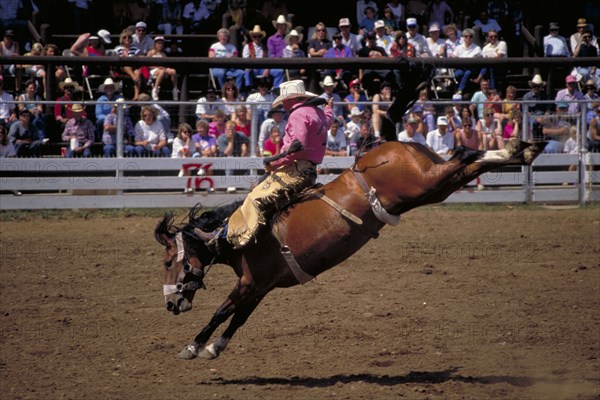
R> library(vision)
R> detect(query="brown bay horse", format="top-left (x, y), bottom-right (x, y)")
top-left (155, 137), bottom-right (545, 360)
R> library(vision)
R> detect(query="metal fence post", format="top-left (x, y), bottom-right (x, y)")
top-left (522, 103), bottom-right (533, 204)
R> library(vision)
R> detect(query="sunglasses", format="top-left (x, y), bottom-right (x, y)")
top-left (485, 113), bottom-right (494, 116)
top-left (583, 36), bottom-right (591, 39)
top-left (316, 29), bottom-right (326, 32)
top-left (462, 124), bottom-right (472, 127)
top-left (488, 35), bottom-right (497, 39)
top-left (463, 34), bottom-right (472, 38)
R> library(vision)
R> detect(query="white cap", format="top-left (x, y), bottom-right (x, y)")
top-left (374, 20), bottom-right (385, 30)
top-left (339, 18), bottom-right (351, 27)
top-left (437, 116), bottom-right (448, 125)
top-left (97, 29), bottom-right (111, 44)
top-left (135, 21), bottom-right (147, 29)
top-left (406, 18), bottom-right (417, 27)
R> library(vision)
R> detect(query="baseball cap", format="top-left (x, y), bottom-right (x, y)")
top-left (338, 18), bottom-right (351, 27)
top-left (406, 18), bottom-right (417, 27)
top-left (136, 21), bottom-right (147, 30)
top-left (437, 116), bottom-right (448, 125)
top-left (565, 75), bottom-right (577, 84)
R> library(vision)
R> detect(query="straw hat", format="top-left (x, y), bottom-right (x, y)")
top-left (576, 18), bottom-right (588, 28)
top-left (272, 80), bottom-right (318, 108)
top-left (272, 15), bottom-right (292, 30)
top-left (320, 75), bottom-right (336, 88)
top-left (285, 29), bottom-right (303, 44)
top-left (59, 78), bottom-right (82, 91)
top-left (528, 74), bottom-right (547, 87)
top-left (72, 104), bottom-right (85, 113)
top-left (98, 77), bottom-right (116, 93)
top-left (248, 25), bottom-right (266, 39)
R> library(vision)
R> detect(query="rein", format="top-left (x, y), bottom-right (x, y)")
top-left (163, 231), bottom-right (213, 296)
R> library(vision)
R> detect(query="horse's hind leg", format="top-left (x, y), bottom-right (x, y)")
top-left (197, 294), bottom-right (266, 360)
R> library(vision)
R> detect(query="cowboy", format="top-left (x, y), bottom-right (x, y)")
top-left (225, 80), bottom-right (335, 249)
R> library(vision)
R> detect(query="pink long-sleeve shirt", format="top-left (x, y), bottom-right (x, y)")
top-left (271, 102), bottom-right (334, 168)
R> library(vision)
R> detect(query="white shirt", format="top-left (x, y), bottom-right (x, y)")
top-left (134, 119), bottom-right (166, 148)
top-left (172, 137), bottom-right (199, 158)
top-left (426, 37), bottom-right (446, 57)
top-left (426, 128), bottom-right (454, 155)
top-left (563, 137), bottom-right (577, 154)
top-left (242, 42), bottom-right (266, 58)
top-left (397, 130), bottom-right (426, 145)
top-left (407, 32), bottom-right (431, 57)
top-left (246, 91), bottom-right (276, 122)
top-left (453, 42), bottom-right (482, 58)
top-left (195, 96), bottom-right (226, 117)
top-left (326, 129), bottom-right (347, 152)
top-left (544, 34), bottom-right (570, 57)
top-left (209, 41), bottom-right (237, 58)
top-left (482, 40), bottom-right (507, 58)
top-left (473, 18), bottom-right (502, 34)
top-left (0, 91), bottom-right (15, 120)
top-left (376, 33), bottom-right (394, 54)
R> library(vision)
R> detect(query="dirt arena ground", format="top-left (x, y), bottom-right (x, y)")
top-left (0, 205), bottom-right (598, 400)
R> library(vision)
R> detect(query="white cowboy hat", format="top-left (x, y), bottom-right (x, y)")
top-left (59, 77), bottom-right (82, 91)
top-left (285, 29), bottom-right (303, 44)
top-left (320, 75), bottom-right (336, 88)
top-left (97, 29), bottom-right (111, 44)
top-left (349, 106), bottom-right (363, 117)
top-left (273, 80), bottom-right (318, 108)
top-left (528, 74), bottom-right (547, 87)
top-left (248, 25), bottom-right (266, 39)
top-left (272, 15), bottom-right (292, 30)
top-left (98, 77), bottom-right (116, 93)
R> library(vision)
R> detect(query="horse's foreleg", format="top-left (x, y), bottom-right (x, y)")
top-left (197, 294), bottom-right (266, 360)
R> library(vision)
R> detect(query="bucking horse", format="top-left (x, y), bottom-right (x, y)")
top-left (154, 62), bottom-right (546, 360)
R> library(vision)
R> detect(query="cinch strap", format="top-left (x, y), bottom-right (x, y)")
top-left (313, 192), bottom-right (363, 225)
top-left (353, 171), bottom-right (400, 226)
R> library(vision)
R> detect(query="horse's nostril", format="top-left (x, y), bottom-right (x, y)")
top-left (177, 297), bottom-right (184, 307)
top-left (166, 301), bottom-right (174, 311)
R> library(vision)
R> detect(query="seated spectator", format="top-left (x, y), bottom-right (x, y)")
top-left (413, 88), bottom-right (436, 132)
top-left (357, 1), bottom-right (378, 28)
top-left (245, 78), bottom-right (275, 128)
top-left (358, 6), bottom-right (378, 37)
top-left (267, 14), bottom-right (292, 61)
top-left (572, 29), bottom-right (599, 87)
top-left (503, 109), bottom-right (522, 141)
top-left (232, 105), bottom-right (251, 137)
top-left (323, 32), bottom-right (354, 84)
top-left (208, 28), bottom-right (245, 90)
top-left (0, 30), bottom-right (21, 91)
top-left (587, 103), bottom-right (600, 152)
top-left (133, 21), bottom-right (154, 55)
top-left (9, 109), bottom-right (43, 157)
top-left (258, 108), bottom-right (286, 154)
top-left (182, 0), bottom-right (206, 33)
top-left (451, 28), bottom-right (482, 96)
top-left (17, 80), bottom-right (45, 138)
top-left (262, 125), bottom-right (283, 157)
top-left (243, 25), bottom-right (284, 92)
top-left (426, 23), bottom-right (445, 58)
top-left (60, 104), bottom-right (94, 158)
top-left (382, 7), bottom-right (399, 35)
top-left (349, 120), bottom-right (377, 156)
top-left (540, 102), bottom-right (573, 153)
top-left (555, 75), bottom-right (585, 115)
top-left (208, 109), bottom-right (227, 138)
top-left (544, 22), bottom-right (570, 57)
top-left (102, 100), bottom-right (135, 157)
top-left (405, 17), bottom-right (431, 57)
top-left (428, 0), bottom-right (453, 26)
top-left (443, 105), bottom-right (461, 136)
top-left (344, 79), bottom-right (369, 113)
top-left (42, 44), bottom-right (68, 93)
top-left (338, 18), bottom-right (363, 56)
top-left (195, 85), bottom-right (226, 122)
top-left (191, 120), bottom-right (218, 157)
top-left (221, 80), bottom-right (242, 119)
top-left (373, 20), bottom-right (393, 54)
top-left (325, 118), bottom-right (347, 156)
top-left (397, 115), bottom-right (426, 144)
top-left (129, 106), bottom-right (171, 157)
top-left (0, 124), bottom-right (16, 157)
top-left (113, 30), bottom-right (142, 100)
top-left (137, 93), bottom-right (172, 139)
top-left (500, 85), bottom-right (519, 121)
top-left (95, 78), bottom-right (122, 141)
top-left (22, 43), bottom-right (45, 93)
top-left (481, 29), bottom-right (507, 89)
top-left (282, 29), bottom-right (306, 81)
top-left (455, 117), bottom-right (483, 150)
top-left (217, 120), bottom-right (249, 157)
top-left (319, 76), bottom-right (344, 121)
top-left (426, 116), bottom-right (454, 155)
top-left (443, 23), bottom-right (462, 57)
top-left (54, 78), bottom-right (85, 132)
top-left (476, 105), bottom-right (504, 150)
top-left (583, 80), bottom-right (599, 103)
top-left (147, 36), bottom-right (180, 101)
top-left (473, 10), bottom-right (502, 36)
top-left (172, 122), bottom-right (198, 158)
top-left (371, 81), bottom-right (394, 138)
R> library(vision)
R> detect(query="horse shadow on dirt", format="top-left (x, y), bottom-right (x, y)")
top-left (200, 367), bottom-right (554, 388)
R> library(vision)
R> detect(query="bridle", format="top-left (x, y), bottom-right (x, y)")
top-left (163, 231), bottom-right (213, 296)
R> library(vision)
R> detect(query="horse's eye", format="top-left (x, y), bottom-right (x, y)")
top-left (165, 260), bottom-right (172, 269)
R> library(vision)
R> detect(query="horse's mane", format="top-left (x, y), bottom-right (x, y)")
top-left (154, 213), bottom-right (176, 245)
top-left (187, 200), bottom-right (244, 233)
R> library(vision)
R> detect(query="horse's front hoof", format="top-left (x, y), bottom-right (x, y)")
top-left (177, 343), bottom-right (199, 360)
top-left (197, 345), bottom-right (219, 360)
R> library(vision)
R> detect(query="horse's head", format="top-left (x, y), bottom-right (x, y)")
top-left (154, 213), bottom-right (215, 315)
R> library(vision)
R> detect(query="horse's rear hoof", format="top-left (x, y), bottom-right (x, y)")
top-left (198, 347), bottom-right (218, 360)
top-left (506, 139), bottom-right (532, 157)
top-left (522, 141), bottom-right (547, 164)
top-left (177, 343), bottom-right (199, 360)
